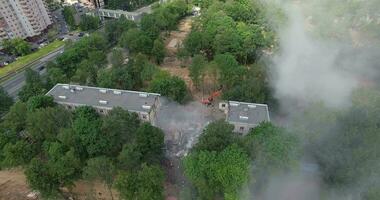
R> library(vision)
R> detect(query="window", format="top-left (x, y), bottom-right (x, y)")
top-left (239, 126), bottom-right (244, 131)
top-left (221, 104), bottom-right (226, 108)
top-left (67, 105), bottom-right (72, 109)
top-left (142, 114), bottom-right (147, 120)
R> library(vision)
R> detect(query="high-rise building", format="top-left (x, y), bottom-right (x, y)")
top-left (0, 0), bottom-right (52, 41)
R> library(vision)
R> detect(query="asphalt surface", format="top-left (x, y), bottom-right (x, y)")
top-left (0, 46), bottom-right (64, 98)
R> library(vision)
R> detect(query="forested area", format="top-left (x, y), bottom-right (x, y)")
top-left (183, 0), bottom-right (278, 104)
top-left (183, 121), bottom-right (299, 199)
top-left (0, 98), bottom-right (165, 198)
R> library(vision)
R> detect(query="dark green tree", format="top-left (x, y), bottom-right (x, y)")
top-left (115, 164), bottom-right (165, 200)
top-left (79, 15), bottom-right (100, 31)
top-left (152, 38), bottom-right (166, 64)
top-left (150, 73), bottom-right (187, 103)
top-left (194, 120), bottom-right (235, 152)
top-left (0, 87), bottom-right (13, 117)
top-left (18, 68), bottom-right (46, 102)
top-left (84, 156), bottom-right (116, 200)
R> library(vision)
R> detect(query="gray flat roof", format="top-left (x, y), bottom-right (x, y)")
top-left (227, 101), bottom-right (270, 125)
top-left (46, 84), bottom-right (160, 113)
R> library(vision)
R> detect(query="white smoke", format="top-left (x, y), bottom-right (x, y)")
top-left (270, 5), bottom-right (359, 109)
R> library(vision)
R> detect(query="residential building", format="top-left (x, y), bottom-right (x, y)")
top-left (0, 0), bottom-right (52, 41)
top-left (46, 84), bottom-right (161, 123)
top-left (220, 101), bottom-right (270, 135)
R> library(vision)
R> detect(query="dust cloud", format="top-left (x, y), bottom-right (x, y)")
top-left (246, 0), bottom-right (380, 199)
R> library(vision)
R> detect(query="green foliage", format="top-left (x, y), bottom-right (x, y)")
top-left (1, 140), bottom-right (36, 167)
top-left (18, 68), bottom-right (47, 102)
top-left (242, 122), bottom-right (299, 172)
top-left (27, 95), bottom-right (55, 111)
top-left (26, 107), bottom-right (71, 142)
top-left (194, 120), bottom-right (235, 152)
top-left (115, 164), bottom-right (165, 200)
top-left (1, 102), bottom-right (28, 133)
top-left (152, 38), bottom-right (166, 64)
top-left (184, 145), bottom-right (250, 200)
top-left (104, 17), bottom-right (137, 44)
top-left (184, 0), bottom-right (275, 63)
top-left (0, 87), bottom-right (13, 117)
top-left (25, 142), bottom-right (81, 198)
top-left (79, 15), bottom-right (100, 31)
top-left (119, 28), bottom-right (153, 55)
top-left (100, 107), bottom-right (140, 155)
top-left (135, 123), bottom-right (165, 164)
top-left (84, 156), bottom-right (116, 199)
top-left (47, 33), bottom-right (107, 86)
top-left (2, 38), bottom-right (32, 56)
top-left (150, 73), bottom-right (187, 103)
top-left (62, 6), bottom-right (77, 30)
top-left (189, 54), bottom-right (206, 89)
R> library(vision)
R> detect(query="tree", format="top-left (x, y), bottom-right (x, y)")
top-left (84, 156), bottom-right (116, 200)
top-left (1, 102), bottom-right (28, 133)
top-left (25, 144), bottom-right (81, 197)
top-left (62, 6), bottom-right (76, 30)
top-left (1, 140), bottom-right (36, 167)
top-left (0, 87), bottom-right (13, 117)
top-left (100, 108), bottom-right (140, 155)
top-left (2, 38), bottom-right (31, 56)
top-left (184, 145), bottom-right (250, 199)
top-left (26, 107), bottom-right (72, 142)
top-left (135, 123), bottom-right (165, 165)
top-left (119, 28), bottom-right (153, 55)
top-left (27, 95), bottom-right (55, 111)
top-left (242, 122), bottom-right (299, 172)
top-left (194, 120), bottom-right (235, 152)
top-left (150, 73), bottom-right (187, 103)
top-left (104, 17), bottom-right (137, 44)
top-left (110, 48), bottom-right (125, 68)
top-left (115, 164), bottom-right (165, 200)
top-left (152, 38), bottom-right (166, 64)
top-left (189, 54), bottom-right (207, 89)
top-left (18, 68), bottom-right (46, 102)
top-left (79, 15), bottom-right (100, 31)
top-left (72, 106), bottom-right (105, 157)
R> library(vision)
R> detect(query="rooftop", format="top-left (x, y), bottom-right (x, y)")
top-left (227, 101), bottom-right (270, 125)
top-left (46, 84), bottom-right (160, 113)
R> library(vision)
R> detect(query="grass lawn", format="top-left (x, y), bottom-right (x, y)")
top-left (0, 40), bottom-right (65, 79)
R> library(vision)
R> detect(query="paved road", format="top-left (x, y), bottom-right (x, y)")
top-left (0, 46), bottom-right (64, 98)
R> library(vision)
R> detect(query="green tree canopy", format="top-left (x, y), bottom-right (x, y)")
top-left (0, 87), bottom-right (13, 117)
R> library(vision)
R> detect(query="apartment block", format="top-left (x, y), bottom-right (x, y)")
top-left (0, 0), bottom-right (52, 41)
top-left (46, 84), bottom-right (161, 124)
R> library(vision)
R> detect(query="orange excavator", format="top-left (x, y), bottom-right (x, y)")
top-left (201, 87), bottom-right (222, 106)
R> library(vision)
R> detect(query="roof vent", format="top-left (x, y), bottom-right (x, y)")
top-left (142, 105), bottom-right (151, 110)
top-left (113, 90), bottom-right (121, 95)
top-left (248, 104), bottom-right (256, 108)
top-left (99, 89), bottom-right (107, 93)
top-left (139, 93), bottom-right (148, 98)
top-left (239, 116), bottom-right (249, 120)
top-left (62, 85), bottom-right (70, 89)
top-left (75, 86), bottom-right (83, 91)
top-left (230, 102), bottom-right (239, 106)
top-left (99, 100), bottom-right (108, 105)
top-left (58, 95), bottom-right (67, 99)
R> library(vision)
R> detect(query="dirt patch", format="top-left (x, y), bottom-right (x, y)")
top-left (0, 168), bottom-right (33, 200)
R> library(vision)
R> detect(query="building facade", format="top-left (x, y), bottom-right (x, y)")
top-left (0, 0), bottom-right (52, 41)
top-left (220, 101), bottom-right (270, 135)
top-left (46, 84), bottom-right (161, 124)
